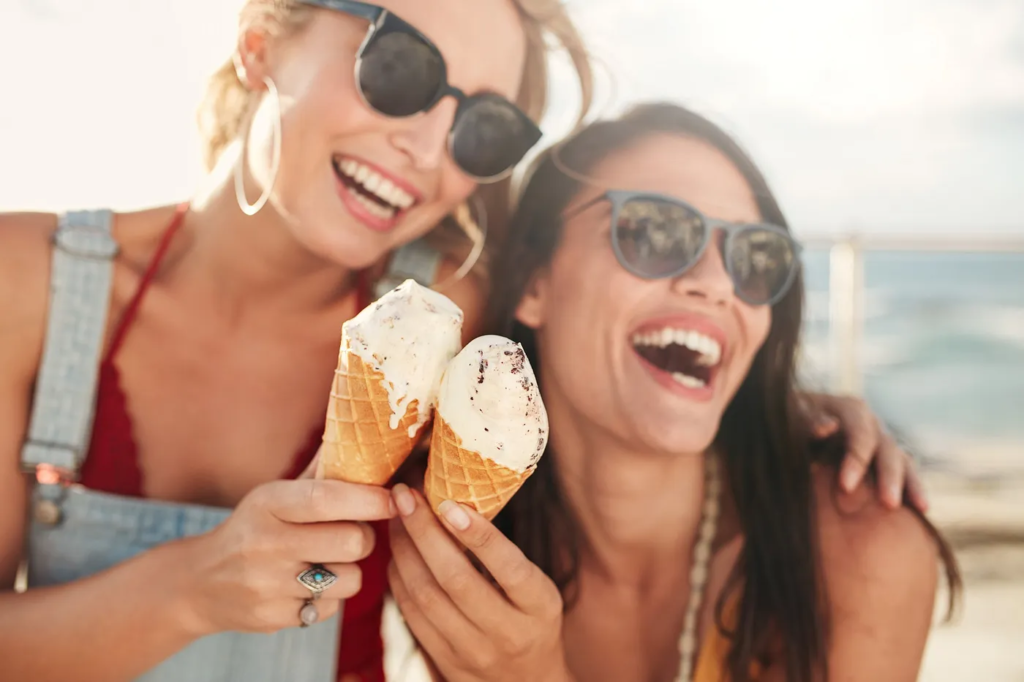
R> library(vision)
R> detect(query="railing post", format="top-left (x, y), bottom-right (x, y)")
top-left (829, 238), bottom-right (865, 396)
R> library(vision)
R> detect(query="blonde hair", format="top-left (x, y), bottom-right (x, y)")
top-left (197, 0), bottom-right (594, 276)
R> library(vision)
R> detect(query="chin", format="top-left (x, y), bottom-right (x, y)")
top-left (635, 419), bottom-right (720, 458)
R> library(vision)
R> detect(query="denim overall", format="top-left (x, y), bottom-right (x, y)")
top-left (20, 210), bottom-right (441, 682)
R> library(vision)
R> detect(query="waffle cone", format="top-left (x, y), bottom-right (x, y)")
top-left (424, 413), bottom-right (533, 521)
top-left (319, 349), bottom-right (424, 485)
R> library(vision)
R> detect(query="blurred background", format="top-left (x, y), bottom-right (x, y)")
top-left (1, 0), bottom-right (1021, 679)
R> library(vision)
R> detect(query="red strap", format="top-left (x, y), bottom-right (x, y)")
top-left (104, 203), bottom-right (189, 361)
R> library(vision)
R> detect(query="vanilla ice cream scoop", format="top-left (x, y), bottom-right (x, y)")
top-left (343, 279), bottom-right (463, 436)
top-left (435, 335), bottom-right (548, 473)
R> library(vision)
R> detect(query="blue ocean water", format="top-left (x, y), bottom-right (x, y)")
top-left (799, 250), bottom-right (1024, 476)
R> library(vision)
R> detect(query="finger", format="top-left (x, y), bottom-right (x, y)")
top-left (874, 435), bottom-right (906, 509)
top-left (387, 561), bottom-right (457, 664)
top-left (285, 521), bottom-right (377, 564)
top-left (256, 479), bottom-right (397, 523)
top-left (836, 405), bottom-right (879, 493)
top-left (250, 597), bottom-right (342, 633)
top-left (393, 485), bottom-right (522, 629)
top-left (388, 515), bottom-right (485, 647)
top-left (290, 563), bottom-right (364, 600)
top-left (434, 497), bottom-right (561, 619)
top-left (812, 414), bottom-right (840, 438)
top-left (905, 462), bottom-right (930, 513)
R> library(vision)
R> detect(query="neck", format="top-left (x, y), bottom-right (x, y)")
top-left (547, 386), bottom-right (707, 591)
top-left (176, 144), bottom-right (357, 323)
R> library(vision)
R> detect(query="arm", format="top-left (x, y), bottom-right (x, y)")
top-left (0, 216), bottom-right (394, 682)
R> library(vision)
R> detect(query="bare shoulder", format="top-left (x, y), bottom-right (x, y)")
top-left (0, 212), bottom-right (58, 368)
top-left (0, 213), bottom-right (58, 587)
top-left (814, 465), bottom-right (939, 592)
top-left (811, 466), bottom-right (942, 680)
top-left (433, 259), bottom-right (488, 343)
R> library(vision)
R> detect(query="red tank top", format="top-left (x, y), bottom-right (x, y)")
top-left (79, 204), bottom-right (389, 682)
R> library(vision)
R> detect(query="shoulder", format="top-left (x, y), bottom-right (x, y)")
top-left (811, 466), bottom-right (940, 678)
top-left (433, 258), bottom-right (488, 343)
top-left (813, 465), bottom-right (939, 593)
top-left (0, 212), bottom-right (58, 379)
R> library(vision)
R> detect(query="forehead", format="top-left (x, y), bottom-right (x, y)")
top-left (378, 0), bottom-right (527, 101)
top-left (587, 134), bottom-right (762, 224)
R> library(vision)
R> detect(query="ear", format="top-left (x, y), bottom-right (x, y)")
top-left (514, 268), bottom-right (550, 331)
top-left (233, 24), bottom-right (272, 90)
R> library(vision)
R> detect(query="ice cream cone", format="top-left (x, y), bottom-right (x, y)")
top-left (424, 335), bottom-right (548, 521)
top-left (425, 413), bottom-right (534, 520)
top-left (317, 280), bottom-right (464, 486)
top-left (318, 347), bottom-right (424, 485)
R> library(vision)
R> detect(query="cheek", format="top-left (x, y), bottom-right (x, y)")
top-left (732, 307), bottom-right (772, 380)
top-left (436, 168), bottom-right (477, 209)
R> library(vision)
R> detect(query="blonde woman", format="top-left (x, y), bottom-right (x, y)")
top-left (0, 3), bottom-right (920, 682)
top-left (0, 2), bottom-right (589, 680)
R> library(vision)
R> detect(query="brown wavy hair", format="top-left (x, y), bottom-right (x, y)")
top-left (196, 0), bottom-right (594, 276)
top-left (487, 102), bottom-right (961, 682)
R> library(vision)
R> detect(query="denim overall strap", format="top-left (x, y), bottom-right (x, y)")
top-left (21, 210), bottom-right (118, 477)
top-left (374, 239), bottom-right (443, 300)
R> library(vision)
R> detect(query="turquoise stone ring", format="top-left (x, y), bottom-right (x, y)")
top-left (297, 564), bottom-right (338, 596)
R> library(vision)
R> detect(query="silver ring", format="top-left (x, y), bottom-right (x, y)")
top-left (299, 598), bottom-right (319, 628)
top-left (296, 564), bottom-right (338, 597)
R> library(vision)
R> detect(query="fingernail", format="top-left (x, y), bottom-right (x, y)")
top-left (888, 485), bottom-right (903, 508)
top-left (392, 484), bottom-right (415, 517)
top-left (840, 467), bottom-right (859, 492)
top-left (387, 496), bottom-right (398, 517)
top-left (439, 500), bottom-right (471, 531)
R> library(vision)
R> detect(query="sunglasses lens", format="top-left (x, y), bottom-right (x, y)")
top-left (450, 96), bottom-right (542, 180)
top-left (358, 31), bottom-right (443, 117)
top-left (615, 199), bottom-right (707, 278)
top-left (727, 227), bottom-right (798, 305)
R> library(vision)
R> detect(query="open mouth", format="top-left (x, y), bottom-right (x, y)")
top-left (332, 155), bottom-right (419, 223)
top-left (631, 327), bottom-right (723, 390)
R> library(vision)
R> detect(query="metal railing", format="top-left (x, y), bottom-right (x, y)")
top-left (801, 233), bottom-right (1024, 396)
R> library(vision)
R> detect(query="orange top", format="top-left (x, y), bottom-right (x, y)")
top-left (693, 597), bottom-right (764, 682)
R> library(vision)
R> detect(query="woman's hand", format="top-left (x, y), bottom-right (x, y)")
top-left (388, 483), bottom-right (572, 682)
top-left (177, 469), bottom-right (397, 636)
top-left (804, 393), bottom-right (928, 511)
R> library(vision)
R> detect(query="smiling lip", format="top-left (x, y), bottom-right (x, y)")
top-left (332, 155), bottom-right (424, 233)
top-left (629, 313), bottom-right (729, 403)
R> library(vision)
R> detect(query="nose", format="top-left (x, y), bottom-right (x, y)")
top-left (389, 98), bottom-right (458, 172)
top-left (671, 233), bottom-right (734, 306)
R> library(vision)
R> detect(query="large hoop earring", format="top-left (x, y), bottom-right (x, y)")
top-left (234, 76), bottom-right (282, 217)
top-left (435, 195), bottom-right (488, 290)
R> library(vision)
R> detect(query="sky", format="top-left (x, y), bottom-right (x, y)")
top-left (0, 0), bottom-right (1021, 236)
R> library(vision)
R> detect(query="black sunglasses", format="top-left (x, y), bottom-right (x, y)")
top-left (299, 0), bottom-right (542, 182)
top-left (567, 190), bottom-right (803, 306)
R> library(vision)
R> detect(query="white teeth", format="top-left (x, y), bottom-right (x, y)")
top-left (352, 190), bottom-right (396, 220)
top-left (671, 372), bottom-right (707, 389)
top-left (335, 157), bottom-right (416, 212)
top-left (631, 326), bottom-right (723, 367)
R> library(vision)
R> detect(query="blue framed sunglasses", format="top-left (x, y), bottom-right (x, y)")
top-left (567, 190), bottom-right (803, 306)
top-left (299, 0), bottom-right (542, 182)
